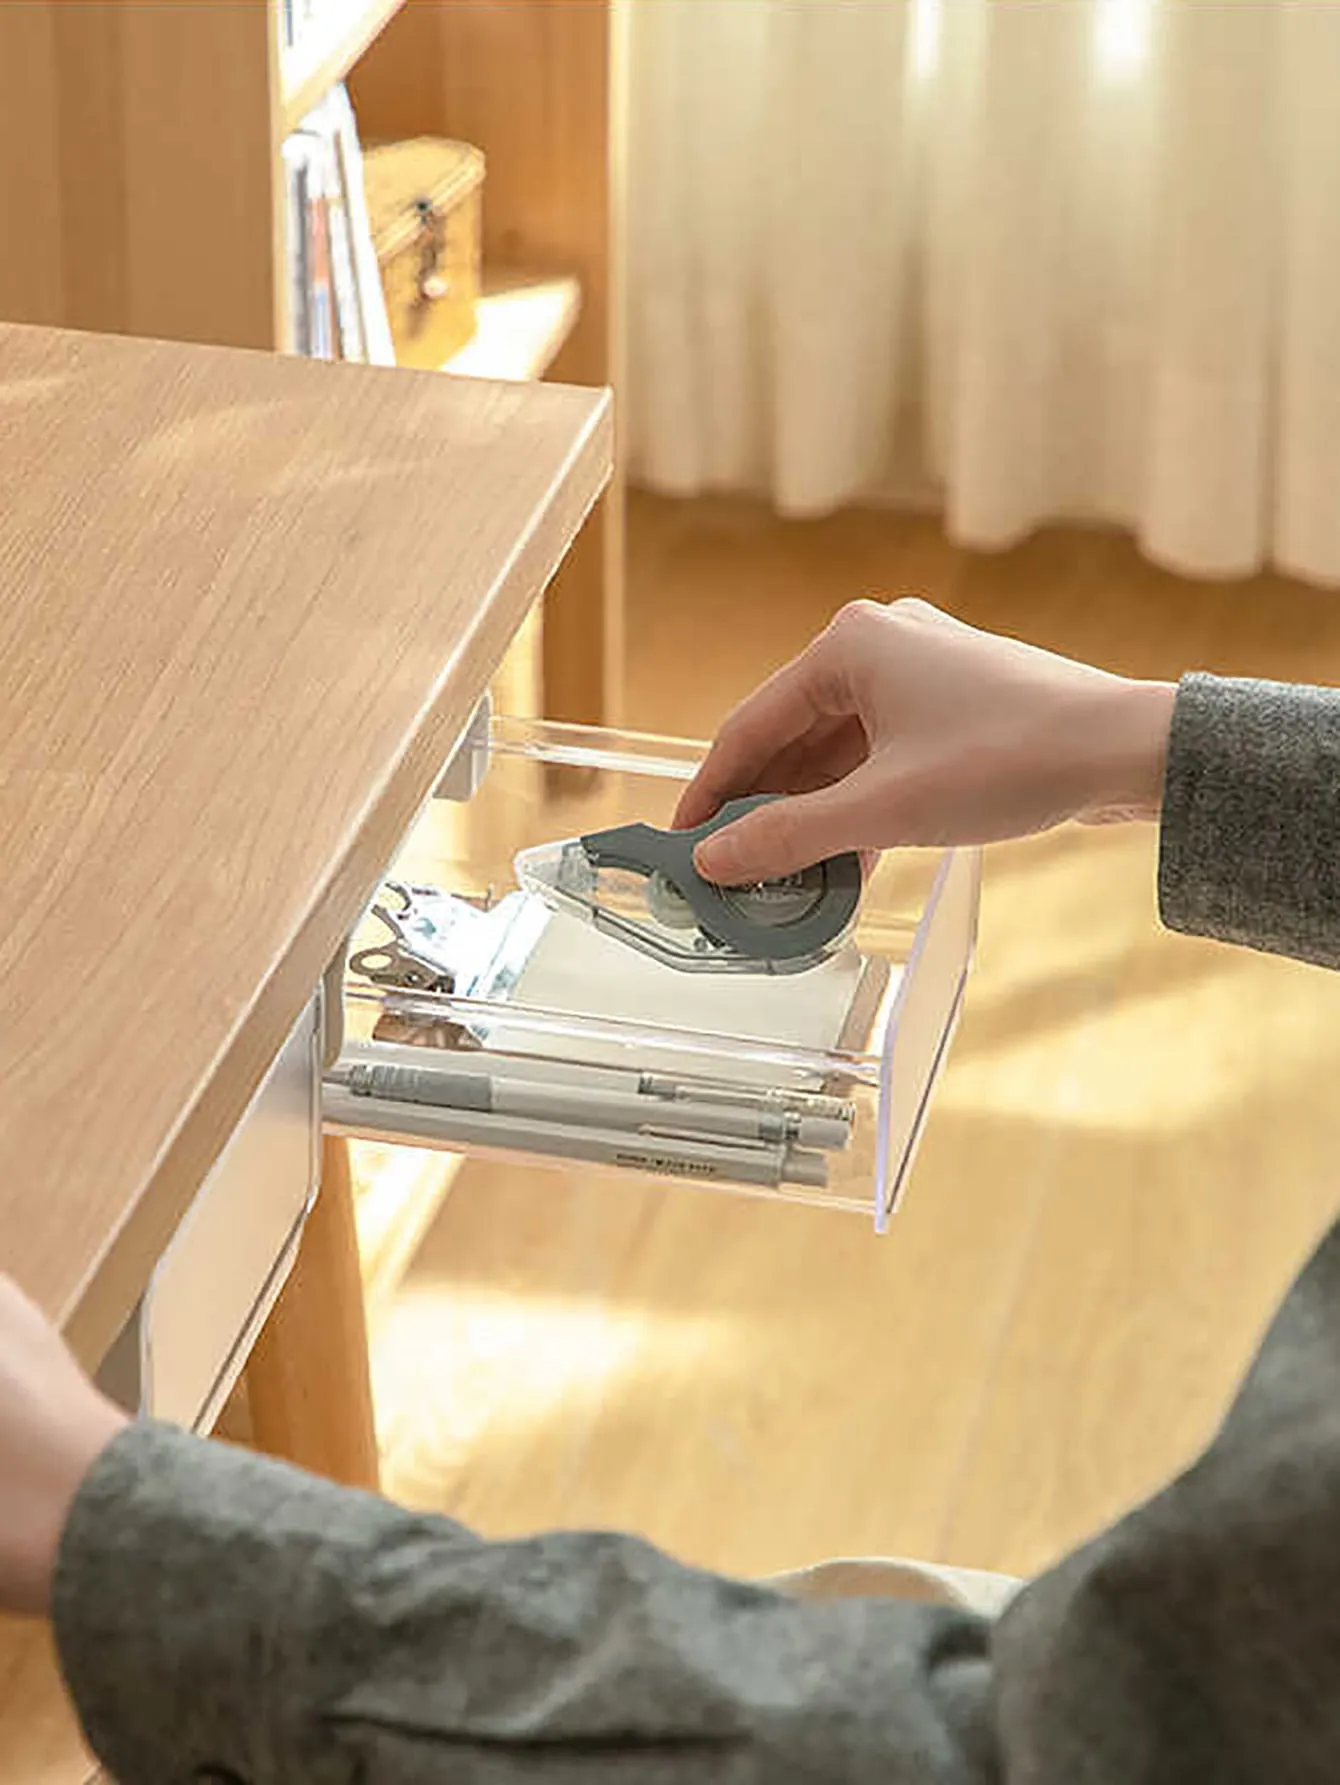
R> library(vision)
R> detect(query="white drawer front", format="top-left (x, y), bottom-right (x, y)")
top-left (101, 996), bottom-right (322, 1430)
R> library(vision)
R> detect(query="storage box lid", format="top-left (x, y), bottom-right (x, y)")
top-left (363, 137), bottom-right (486, 261)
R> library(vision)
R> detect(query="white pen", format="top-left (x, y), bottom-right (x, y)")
top-left (338, 1037), bottom-right (857, 1130)
top-left (329, 1058), bottom-right (851, 1152)
top-left (323, 1081), bottom-right (830, 1190)
top-left (640, 1075), bottom-right (857, 1124)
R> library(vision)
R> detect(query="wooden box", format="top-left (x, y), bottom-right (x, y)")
top-left (363, 136), bottom-right (485, 368)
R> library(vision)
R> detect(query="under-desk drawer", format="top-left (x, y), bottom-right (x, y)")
top-left (97, 996), bottom-right (322, 1425)
top-left (328, 719), bottom-right (979, 1231)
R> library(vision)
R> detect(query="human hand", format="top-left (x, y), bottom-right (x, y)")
top-left (0, 1276), bottom-right (128, 1616)
top-left (675, 599), bottom-right (1177, 882)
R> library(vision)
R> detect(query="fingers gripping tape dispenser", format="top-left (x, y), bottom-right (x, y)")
top-left (515, 795), bottom-right (862, 975)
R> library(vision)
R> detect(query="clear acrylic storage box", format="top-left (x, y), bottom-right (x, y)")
top-left (329, 716), bottom-right (980, 1231)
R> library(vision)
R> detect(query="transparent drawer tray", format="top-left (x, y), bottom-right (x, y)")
top-left (326, 717), bottom-right (980, 1230)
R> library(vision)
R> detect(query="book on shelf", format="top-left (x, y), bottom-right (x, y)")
top-left (324, 119), bottom-right (365, 361)
top-left (308, 138), bottom-right (335, 360)
top-left (280, 135), bottom-right (312, 358)
top-left (283, 85), bottom-right (395, 366)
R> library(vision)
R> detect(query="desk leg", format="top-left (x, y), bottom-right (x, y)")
top-left (244, 1135), bottom-right (380, 1491)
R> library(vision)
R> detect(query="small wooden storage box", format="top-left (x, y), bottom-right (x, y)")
top-left (363, 136), bottom-right (485, 369)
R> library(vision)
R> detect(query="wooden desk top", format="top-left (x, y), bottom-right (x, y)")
top-left (0, 322), bottom-right (610, 1365)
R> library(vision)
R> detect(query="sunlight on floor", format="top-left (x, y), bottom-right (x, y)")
top-left (941, 826), bottom-right (1340, 1134)
top-left (373, 1278), bottom-right (736, 1512)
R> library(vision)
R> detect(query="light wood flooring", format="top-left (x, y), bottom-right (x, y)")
top-left (365, 494), bottom-right (1340, 1583)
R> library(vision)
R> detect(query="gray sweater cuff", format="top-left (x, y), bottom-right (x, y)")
top-left (1160, 673), bottom-right (1340, 970)
top-left (51, 1419), bottom-right (408, 1783)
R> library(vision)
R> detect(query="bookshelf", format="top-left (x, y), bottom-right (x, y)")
top-left (280, 0), bottom-right (410, 132)
top-left (0, 0), bottom-right (623, 726)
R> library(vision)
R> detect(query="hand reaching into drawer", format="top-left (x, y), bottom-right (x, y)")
top-left (676, 597), bottom-right (1177, 881)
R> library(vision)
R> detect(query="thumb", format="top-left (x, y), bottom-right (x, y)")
top-left (693, 781), bottom-right (869, 883)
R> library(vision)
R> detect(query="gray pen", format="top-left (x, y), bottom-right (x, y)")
top-left (332, 1059), bottom-right (851, 1153)
top-left (338, 1038), bottom-right (857, 1131)
top-left (323, 1082), bottom-right (830, 1190)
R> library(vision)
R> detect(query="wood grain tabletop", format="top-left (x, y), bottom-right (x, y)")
top-left (0, 321), bottom-right (610, 1367)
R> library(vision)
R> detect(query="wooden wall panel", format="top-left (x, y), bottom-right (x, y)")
top-left (0, 1), bottom-right (279, 349)
top-left (353, 0), bottom-right (625, 723)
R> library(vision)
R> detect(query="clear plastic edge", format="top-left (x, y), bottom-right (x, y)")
top-left (342, 982), bottom-right (884, 1088)
top-left (325, 1097), bottom-right (875, 1218)
top-left (488, 713), bottom-right (711, 782)
top-left (874, 846), bottom-right (982, 1232)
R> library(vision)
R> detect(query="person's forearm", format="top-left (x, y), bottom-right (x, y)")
top-left (53, 1421), bottom-right (993, 1784)
top-left (1160, 675), bottom-right (1340, 970)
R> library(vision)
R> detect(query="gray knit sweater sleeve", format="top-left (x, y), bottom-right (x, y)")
top-left (1160, 672), bottom-right (1340, 967)
top-left (48, 671), bottom-right (1340, 1784)
top-left (52, 1423), bottom-right (992, 1784)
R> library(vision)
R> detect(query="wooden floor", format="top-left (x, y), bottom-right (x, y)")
top-left (368, 493), bottom-right (1340, 1583)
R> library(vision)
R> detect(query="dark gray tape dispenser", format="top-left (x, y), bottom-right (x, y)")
top-left (580, 794), bottom-right (862, 966)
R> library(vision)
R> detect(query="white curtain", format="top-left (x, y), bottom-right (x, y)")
top-left (626, 0), bottom-right (1340, 587)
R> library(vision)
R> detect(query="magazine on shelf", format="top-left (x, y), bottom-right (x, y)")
top-left (306, 139), bottom-right (336, 361)
top-left (280, 134), bottom-right (314, 356)
top-left (282, 84), bottom-right (394, 367)
top-left (324, 85), bottom-right (396, 366)
top-left (323, 124), bottom-right (365, 361)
